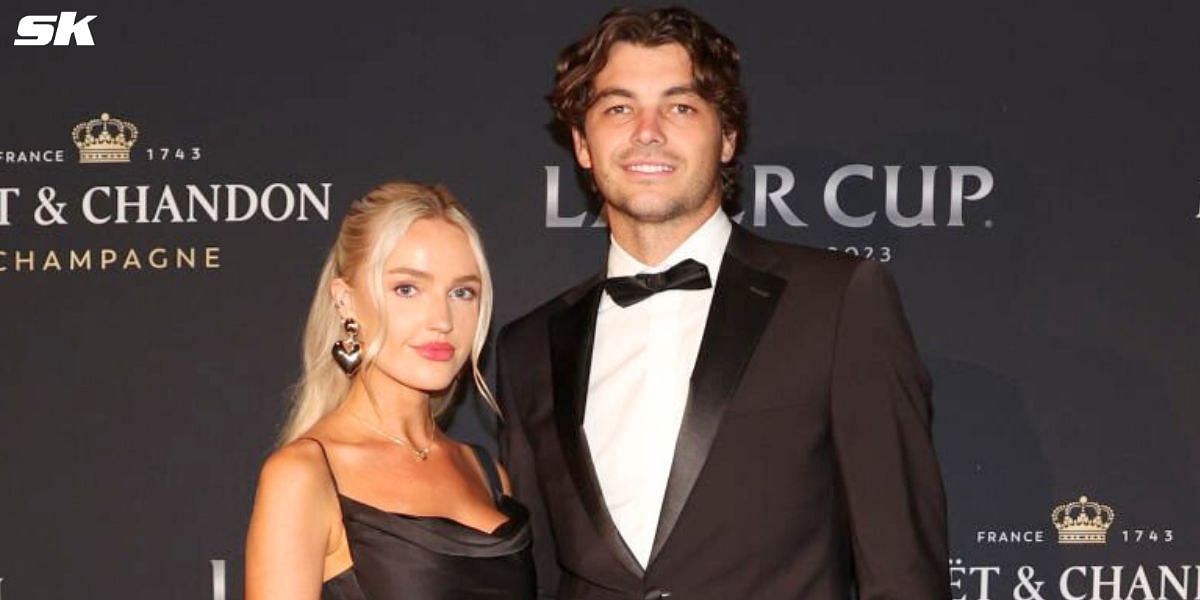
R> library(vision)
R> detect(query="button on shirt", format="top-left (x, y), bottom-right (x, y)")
top-left (583, 209), bottom-right (732, 567)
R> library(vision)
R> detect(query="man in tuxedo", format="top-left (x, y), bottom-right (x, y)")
top-left (497, 7), bottom-right (950, 599)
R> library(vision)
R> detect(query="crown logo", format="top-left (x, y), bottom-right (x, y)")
top-left (1052, 495), bottom-right (1116, 544)
top-left (72, 112), bottom-right (139, 164)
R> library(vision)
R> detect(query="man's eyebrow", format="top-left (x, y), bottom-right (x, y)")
top-left (592, 85), bottom-right (701, 103)
top-left (663, 85), bottom-right (700, 97)
top-left (592, 87), bottom-right (635, 102)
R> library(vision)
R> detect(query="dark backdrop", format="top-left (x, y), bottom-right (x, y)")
top-left (2, 1), bottom-right (1197, 598)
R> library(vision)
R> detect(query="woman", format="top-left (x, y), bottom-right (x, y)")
top-left (245, 182), bottom-right (534, 599)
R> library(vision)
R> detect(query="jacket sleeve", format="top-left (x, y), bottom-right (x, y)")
top-left (829, 259), bottom-right (950, 599)
top-left (496, 324), bottom-right (562, 599)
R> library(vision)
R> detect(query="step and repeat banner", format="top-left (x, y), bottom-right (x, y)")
top-left (2, 1), bottom-right (1197, 598)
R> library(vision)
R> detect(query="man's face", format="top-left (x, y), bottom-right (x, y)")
top-left (573, 42), bottom-right (736, 225)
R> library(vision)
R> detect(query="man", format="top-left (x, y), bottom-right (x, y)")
top-left (498, 7), bottom-right (949, 599)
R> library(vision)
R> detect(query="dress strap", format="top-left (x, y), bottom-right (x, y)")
top-left (298, 437), bottom-right (341, 496)
top-left (468, 443), bottom-right (503, 503)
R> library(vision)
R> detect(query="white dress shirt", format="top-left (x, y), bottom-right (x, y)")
top-left (583, 209), bottom-right (733, 567)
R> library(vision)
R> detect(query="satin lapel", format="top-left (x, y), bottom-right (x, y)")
top-left (648, 230), bottom-right (787, 565)
top-left (548, 281), bottom-right (646, 579)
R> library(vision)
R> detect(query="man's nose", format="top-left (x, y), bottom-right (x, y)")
top-left (632, 111), bottom-right (665, 146)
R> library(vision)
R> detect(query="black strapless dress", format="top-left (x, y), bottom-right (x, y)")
top-left (303, 439), bottom-right (535, 600)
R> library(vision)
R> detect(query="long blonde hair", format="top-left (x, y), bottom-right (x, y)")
top-left (278, 181), bottom-right (496, 446)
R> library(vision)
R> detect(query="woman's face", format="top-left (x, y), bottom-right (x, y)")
top-left (338, 217), bottom-right (482, 394)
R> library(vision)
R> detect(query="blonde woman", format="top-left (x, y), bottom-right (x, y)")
top-left (245, 182), bottom-right (534, 599)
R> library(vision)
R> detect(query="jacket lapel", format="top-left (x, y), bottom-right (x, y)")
top-left (548, 276), bottom-right (646, 579)
top-left (648, 227), bottom-right (787, 565)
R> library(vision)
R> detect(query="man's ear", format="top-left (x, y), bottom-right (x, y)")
top-left (720, 129), bottom-right (737, 163)
top-left (572, 127), bottom-right (593, 169)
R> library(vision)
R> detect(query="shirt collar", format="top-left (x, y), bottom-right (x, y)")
top-left (606, 208), bottom-right (733, 280)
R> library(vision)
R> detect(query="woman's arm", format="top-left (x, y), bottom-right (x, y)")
top-left (245, 441), bottom-right (339, 600)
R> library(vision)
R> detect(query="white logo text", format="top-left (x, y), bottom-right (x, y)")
top-left (14, 12), bottom-right (97, 46)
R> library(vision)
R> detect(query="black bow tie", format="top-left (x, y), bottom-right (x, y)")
top-left (603, 258), bottom-right (712, 308)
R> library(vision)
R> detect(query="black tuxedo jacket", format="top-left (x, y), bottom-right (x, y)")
top-left (497, 226), bottom-right (949, 599)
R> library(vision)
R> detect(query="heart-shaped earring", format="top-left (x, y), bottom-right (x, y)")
top-left (332, 318), bottom-right (362, 375)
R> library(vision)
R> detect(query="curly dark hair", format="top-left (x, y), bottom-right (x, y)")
top-left (548, 6), bottom-right (748, 206)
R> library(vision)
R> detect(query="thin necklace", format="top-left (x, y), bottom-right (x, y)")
top-left (351, 412), bottom-right (433, 461)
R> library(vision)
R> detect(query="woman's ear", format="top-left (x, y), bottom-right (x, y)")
top-left (330, 277), bottom-right (354, 319)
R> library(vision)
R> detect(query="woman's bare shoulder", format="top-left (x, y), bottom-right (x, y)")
top-left (246, 439), bottom-right (342, 598)
top-left (256, 438), bottom-right (336, 503)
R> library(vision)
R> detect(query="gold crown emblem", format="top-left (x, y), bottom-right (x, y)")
top-left (1051, 495), bottom-right (1116, 544)
top-left (72, 112), bottom-right (139, 164)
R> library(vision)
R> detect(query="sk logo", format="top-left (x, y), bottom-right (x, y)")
top-left (13, 12), bottom-right (97, 46)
